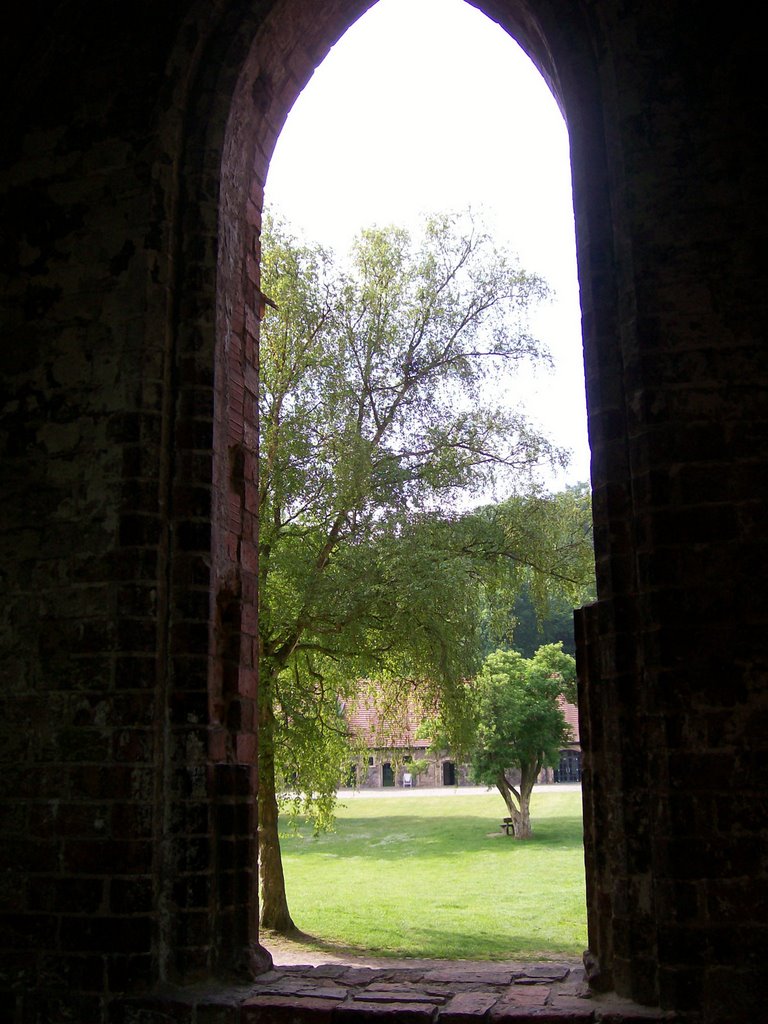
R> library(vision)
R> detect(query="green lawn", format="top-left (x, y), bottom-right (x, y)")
top-left (277, 788), bottom-right (587, 960)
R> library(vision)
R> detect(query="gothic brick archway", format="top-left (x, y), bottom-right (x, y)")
top-left (193, 0), bottom-right (626, 992)
top-left (2, 3), bottom-right (767, 1022)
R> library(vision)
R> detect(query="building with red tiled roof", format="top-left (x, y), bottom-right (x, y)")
top-left (342, 691), bottom-right (581, 789)
top-left (342, 693), bottom-right (463, 789)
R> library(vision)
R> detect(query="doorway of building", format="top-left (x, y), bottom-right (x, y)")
top-left (554, 749), bottom-right (582, 783)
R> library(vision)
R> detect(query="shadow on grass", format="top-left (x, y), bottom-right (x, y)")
top-left (283, 813), bottom-right (584, 858)
top-left (264, 925), bottom-right (582, 962)
top-left (276, 797), bottom-right (586, 960)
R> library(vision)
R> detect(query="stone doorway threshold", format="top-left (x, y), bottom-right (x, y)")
top-left (118, 938), bottom-right (678, 1022)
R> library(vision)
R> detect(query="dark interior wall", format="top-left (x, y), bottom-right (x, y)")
top-left (566, 10), bottom-right (768, 1015)
top-left (1, 2), bottom-right (767, 1022)
top-left (1, 3), bottom-right (194, 1008)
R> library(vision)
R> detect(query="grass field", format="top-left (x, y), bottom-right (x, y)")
top-left (277, 787), bottom-right (587, 960)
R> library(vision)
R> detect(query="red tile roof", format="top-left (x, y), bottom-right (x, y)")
top-left (558, 696), bottom-right (580, 743)
top-left (344, 694), bottom-right (431, 749)
top-left (345, 691), bottom-right (580, 748)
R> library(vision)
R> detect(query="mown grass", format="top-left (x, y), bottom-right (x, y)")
top-left (276, 788), bottom-right (586, 960)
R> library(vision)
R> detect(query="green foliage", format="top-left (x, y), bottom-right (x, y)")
top-left (478, 482), bottom-right (596, 658)
top-left (273, 669), bottom-right (351, 834)
top-left (408, 757), bottom-right (430, 777)
top-left (469, 643), bottom-right (576, 788)
top-left (508, 587), bottom-right (580, 657)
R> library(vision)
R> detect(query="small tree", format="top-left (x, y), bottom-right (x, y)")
top-left (469, 643), bottom-right (576, 838)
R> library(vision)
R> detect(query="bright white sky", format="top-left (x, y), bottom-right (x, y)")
top-left (264, 0), bottom-right (590, 489)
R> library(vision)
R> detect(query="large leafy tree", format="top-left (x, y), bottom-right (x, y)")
top-left (480, 482), bottom-right (595, 658)
top-left (469, 643), bottom-right (576, 838)
top-left (256, 210), bottom-right (586, 932)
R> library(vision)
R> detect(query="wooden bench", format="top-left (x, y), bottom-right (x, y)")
top-left (501, 817), bottom-right (514, 835)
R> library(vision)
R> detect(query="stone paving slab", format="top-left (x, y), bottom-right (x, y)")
top-left (335, 999), bottom-right (438, 1022)
top-left (337, 968), bottom-right (393, 986)
top-left (423, 969), bottom-right (515, 986)
top-left (292, 987), bottom-right (351, 1001)
top-left (492, 988), bottom-right (550, 1010)
top-left (439, 991), bottom-right (502, 1023)
top-left (353, 984), bottom-right (451, 1003)
top-left (513, 966), bottom-right (572, 982)
top-left (241, 993), bottom-right (337, 1023)
top-left (311, 966), bottom-right (352, 980)
top-left (259, 980), bottom-right (350, 999)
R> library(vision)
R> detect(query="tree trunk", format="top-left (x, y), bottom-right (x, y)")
top-left (258, 667), bottom-right (296, 934)
top-left (516, 761), bottom-right (537, 839)
top-left (496, 767), bottom-right (534, 839)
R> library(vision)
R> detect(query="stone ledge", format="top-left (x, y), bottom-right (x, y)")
top-left (109, 962), bottom-right (681, 1023)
